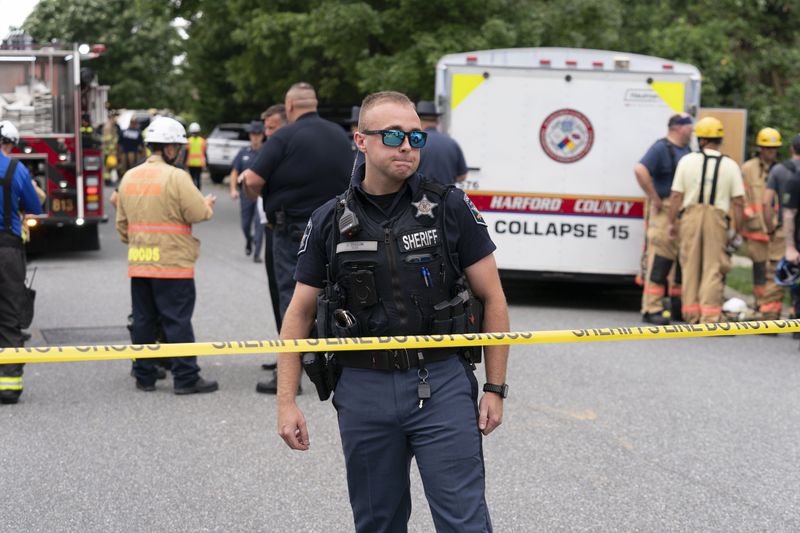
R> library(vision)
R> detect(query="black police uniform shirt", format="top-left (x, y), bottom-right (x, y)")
top-left (295, 166), bottom-right (496, 290)
top-left (232, 145), bottom-right (259, 175)
top-left (417, 127), bottom-right (468, 186)
top-left (782, 167), bottom-right (800, 246)
top-left (249, 111), bottom-right (352, 223)
top-left (118, 127), bottom-right (144, 154)
top-left (639, 139), bottom-right (691, 198)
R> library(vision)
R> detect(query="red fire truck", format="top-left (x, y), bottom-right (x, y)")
top-left (0, 43), bottom-right (109, 251)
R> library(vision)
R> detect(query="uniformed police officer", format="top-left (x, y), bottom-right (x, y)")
top-left (0, 120), bottom-right (43, 404)
top-left (242, 82), bottom-right (352, 394)
top-left (229, 120), bottom-right (265, 262)
top-left (276, 91), bottom-right (509, 532)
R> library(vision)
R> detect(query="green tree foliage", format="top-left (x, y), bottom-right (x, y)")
top-left (24, 0), bottom-right (188, 111)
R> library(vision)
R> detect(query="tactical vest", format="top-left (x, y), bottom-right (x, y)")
top-left (318, 179), bottom-right (482, 351)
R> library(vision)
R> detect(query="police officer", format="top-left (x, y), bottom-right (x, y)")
top-left (741, 128), bottom-right (782, 319)
top-left (243, 82), bottom-right (352, 394)
top-left (116, 117), bottom-right (219, 394)
top-left (229, 121), bottom-right (265, 262)
top-left (415, 100), bottom-right (468, 185)
top-left (276, 91), bottom-right (509, 531)
top-left (634, 113), bottom-right (693, 325)
top-left (0, 120), bottom-right (42, 404)
top-left (667, 117), bottom-right (745, 324)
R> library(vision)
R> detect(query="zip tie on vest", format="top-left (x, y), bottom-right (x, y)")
top-left (1, 319), bottom-right (798, 365)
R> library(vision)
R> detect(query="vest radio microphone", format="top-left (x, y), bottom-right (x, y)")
top-left (338, 200), bottom-right (361, 238)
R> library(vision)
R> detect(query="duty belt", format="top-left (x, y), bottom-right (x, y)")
top-left (335, 347), bottom-right (458, 371)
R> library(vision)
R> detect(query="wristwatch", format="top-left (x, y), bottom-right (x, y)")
top-left (482, 382), bottom-right (508, 398)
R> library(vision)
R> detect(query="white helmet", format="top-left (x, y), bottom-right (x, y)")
top-left (0, 120), bottom-right (20, 144)
top-left (188, 122), bottom-right (201, 134)
top-left (722, 297), bottom-right (749, 322)
top-left (146, 117), bottom-right (187, 144)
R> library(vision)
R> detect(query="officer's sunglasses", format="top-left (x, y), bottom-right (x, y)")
top-left (362, 129), bottom-right (427, 149)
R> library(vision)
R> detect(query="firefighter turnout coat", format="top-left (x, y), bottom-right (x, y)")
top-left (116, 155), bottom-right (212, 278)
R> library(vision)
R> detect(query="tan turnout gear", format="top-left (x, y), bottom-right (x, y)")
top-left (641, 198), bottom-right (681, 314)
top-left (115, 155), bottom-right (212, 278)
top-left (673, 149), bottom-right (744, 324)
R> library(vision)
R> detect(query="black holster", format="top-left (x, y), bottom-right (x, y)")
top-left (302, 352), bottom-right (341, 401)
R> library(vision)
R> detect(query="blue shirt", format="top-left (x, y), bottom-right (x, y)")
top-left (417, 127), bottom-right (468, 186)
top-left (639, 138), bottom-right (691, 198)
top-left (119, 127), bottom-right (144, 153)
top-left (232, 145), bottom-right (259, 174)
top-left (0, 155), bottom-right (43, 237)
top-left (295, 168), bottom-right (496, 288)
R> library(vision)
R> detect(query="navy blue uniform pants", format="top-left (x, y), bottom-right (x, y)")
top-left (271, 221), bottom-right (305, 321)
top-left (333, 356), bottom-right (492, 533)
top-left (239, 193), bottom-right (263, 258)
top-left (130, 277), bottom-right (200, 388)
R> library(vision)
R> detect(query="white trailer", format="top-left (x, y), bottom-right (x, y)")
top-left (435, 48), bottom-right (701, 283)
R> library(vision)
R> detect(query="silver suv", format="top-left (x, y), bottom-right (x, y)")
top-left (206, 123), bottom-right (249, 183)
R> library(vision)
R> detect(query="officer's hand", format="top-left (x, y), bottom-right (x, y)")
top-left (230, 188), bottom-right (240, 201)
top-left (787, 247), bottom-right (800, 264)
top-left (478, 393), bottom-right (504, 436)
top-left (651, 196), bottom-right (663, 213)
top-left (278, 402), bottom-right (310, 451)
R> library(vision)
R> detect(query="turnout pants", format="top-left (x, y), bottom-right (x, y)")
top-left (0, 238), bottom-right (27, 401)
top-left (130, 277), bottom-right (201, 388)
top-left (678, 205), bottom-right (730, 324)
top-left (641, 199), bottom-right (682, 314)
top-left (333, 356), bottom-right (492, 533)
top-left (745, 228), bottom-right (786, 319)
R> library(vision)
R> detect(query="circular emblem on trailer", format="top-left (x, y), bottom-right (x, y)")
top-left (539, 109), bottom-right (594, 163)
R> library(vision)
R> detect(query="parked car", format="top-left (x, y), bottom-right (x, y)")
top-left (206, 123), bottom-right (249, 183)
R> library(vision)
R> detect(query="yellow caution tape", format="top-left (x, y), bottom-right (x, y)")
top-left (1, 319), bottom-right (798, 364)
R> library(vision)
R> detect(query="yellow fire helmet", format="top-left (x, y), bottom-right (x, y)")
top-left (756, 127), bottom-right (782, 147)
top-left (695, 116), bottom-right (724, 139)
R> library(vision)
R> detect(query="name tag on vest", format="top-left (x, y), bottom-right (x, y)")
top-left (336, 241), bottom-right (379, 254)
top-left (399, 229), bottom-right (440, 252)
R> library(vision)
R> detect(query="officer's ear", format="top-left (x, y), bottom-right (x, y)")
top-left (353, 131), bottom-right (367, 154)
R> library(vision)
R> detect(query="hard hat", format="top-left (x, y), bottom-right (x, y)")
top-left (105, 153), bottom-right (118, 169)
top-left (695, 117), bottom-right (724, 139)
top-left (188, 122), bottom-right (201, 134)
top-left (146, 117), bottom-right (187, 144)
top-left (0, 120), bottom-right (20, 144)
top-left (774, 258), bottom-right (800, 287)
top-left (756, 127), bottom-right (782, 147)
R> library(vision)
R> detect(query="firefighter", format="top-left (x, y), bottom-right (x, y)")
top-left (0, 120), bottom-right (43, 404)
top-left (635, 113), bottom-right (694, 325)
top-left (116, 117), bottom-right (219, 394)
top-left (667, 117), bottom-right (745, 324)
top-left (740, 128), bottom-right (783, 319)
top-left (186, 122), bottom-right (206, 190)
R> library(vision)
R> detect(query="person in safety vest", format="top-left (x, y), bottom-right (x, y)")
top-left (667, 117), bottom-right (745, 324)
top-left (741, 127), bottom-right (783, 319)
top-left (635, 113), bottom-right (694, 325)
top-left (186, 122), bottom-right (206, 190)
top-left (0, 120), bottom-right (43, 404)
top-left (116, 117), bottom-right (219, 394)
top-left (275, 91), bottom-right (509, 531)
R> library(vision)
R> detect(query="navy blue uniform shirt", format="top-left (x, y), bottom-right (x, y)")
top-left (249, 111), bottom-right (352, 223)
top-left (295, 167), bottom-right (496, 288)
top-left (639, 138), bottom-right (691, 198)
top-left (119, 127), bottom-right (144, 153)
top-left (232, 145), bottom-right (259, 174)
top-left (0, 155), bottom-right (43, 236)
top-left (417, 127), bottom-right (468, 186)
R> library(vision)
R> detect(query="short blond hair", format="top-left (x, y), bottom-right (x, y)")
top-left (358, 91), bottom-right (416, 131)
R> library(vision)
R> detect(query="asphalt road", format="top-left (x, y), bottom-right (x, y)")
top-left (2, 177), bottom-right (799, 532)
